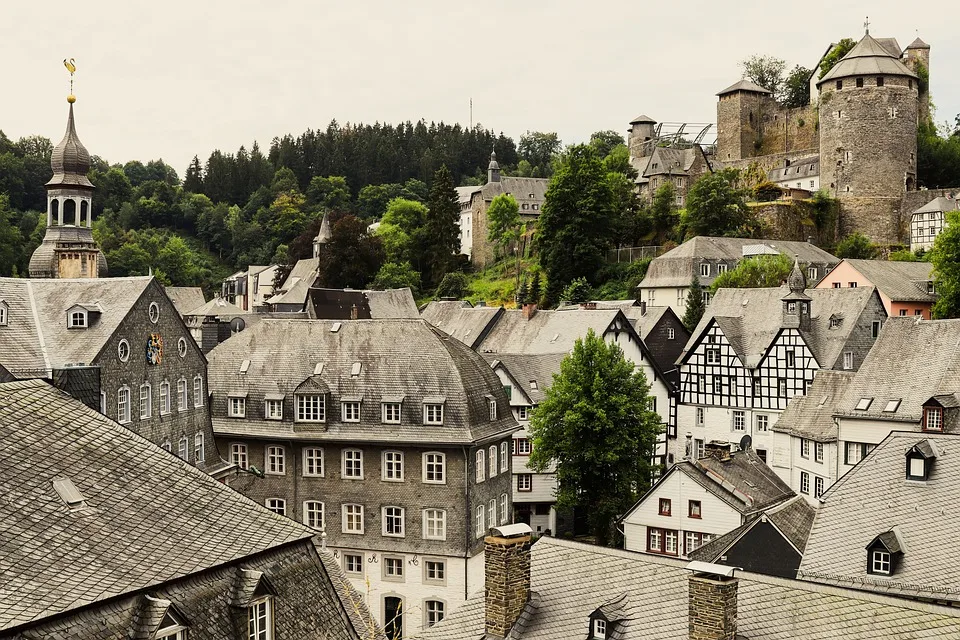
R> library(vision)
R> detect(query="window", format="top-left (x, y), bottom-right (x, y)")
top-left (801, 439), bottom-right (811, 458)
top-left (177, 336), bottom-right (187, 358)
top-left (488, 499), bottom-right (496, 529)
top-left (232, 443), bottom-right (248, 470)
top-left (877, 76), bottom-right (884, 87)
top-left (500, 493), bottom-right (508, 524)
top-left (194, 432), bottom-right (204, 462)
top-left (800, 471), bottom-right (810, 494)
top-left (297, 394), bottom-right (325, 422)
top-left (647, 527), bottom-right (678, 555)
top-left (514, 438), bottom-right (531, 455)
top-left (382, 402), bottom-right (401, 423)
top-left (856, 77), bottom-right (864, 88)
top-left (266, 446), bottom-right (285, 474)
top-left (423, 508), bottom-right (447, 540)
top-left (247, 597), bottom-right (273, 640)
top-left (700, 263), bottom-right (710, 277)
top-left (155, 382), bottom-right (169, 416)
top-left (855, 397), bottom-right (872, 411)
top-left (304, 447), bottom-right (324, 476)
top-left (383, 451), bottom-right (403, 481)
top-left (689, 500), bottom-right (701, 518)
top-left (698, 374), bottom-right (706, 391)
top-left (139, 383), bottom-right (152, 419)
top-left (516, 405), bottom-right (530, 421)
top-left (836, 80), bottom-right (842, 90)
top-left (423, 452), bottom-right (446, 483)
top-left (383, 556), bottom-right (404, 580)
top-left (517, 474), bottom-right (532, 491)
top-left (871, 550), bottom-right (891, 575)
top-left (178, 437), bottom-right (188, 460)
top-left (733, 411), bottom-right (745, 431)
top-left (424, 403), bottom-right (444, 424)
top-left (383, 506), bottom-right (405, 536)
top-left (488, 445), bottom-right (498, 477)
top-left (888, 107), bottom-right (899, 119)
top-left (717, 263), bottom-right (728, 274)
top-left (872, 321), bottom-right (881, 338)
top-left (907, 456), bottom-right (926, 480)
top-left (756, 414), bottom-right (769, 432)
top-left (500, 441), bottom-right (508, 472)
top-left (833, 282), bottom-right (842, 289)
top-left (344, 553), bottom-right (363, 574)
top-left (706, 348), bottom-right (720, 364)
top-left (117, 386), bottom-right (131, 423)
top-left (685, 531), bottom-right (713, 555)
top-left (815, 441), bottom-right (824, 463)
top-left (489, 398), bottom-right (498, 421)
top-left (0, 303), bottom-right (6, 326)
top-left (923, 406), bottom-right (943, 431)
top-left (845, 441), bottom-right (875, 465)
top-left (343, 504), bottom-right (364, 533)
top-left (148, 301), bottom-right (160, 323)
top-left (658, 498), bottom-right (671, 516)
top-left (778, 378), bottom-right (787, 397)
top-left (475, 504), bottom-right (485, 537)
top-left (425, 600), bottom-right (445, 628)
top-left (265, 398), bottom-right (283, 420)
top-left (343, 449), bottom-right (363, 478)
top-left (229, 396), bottom-right (246, 418)
top-left (712, 377), bottom-right (722, 394)
top-left (265, 498), bottom-right (286, 516)
top-left (593, 619), bottom-right (607, 638)
top-left (177, 378), bottom-right (187, 411)
top-left (118, 339), bottom-right (130, 361)
top-left (695, 439), bottom-right (705, 460)
top-left (814, 476), bottom-right (825, 498)
top-left (425, 559), bottom-right (445, 583)
top-left (785, 350), bottom-right (795, 367)
top-left (342, 401), bottom-right (361, 422)
top-left (915, 309), bottom-right (923, 317)
top-left (807, 267), bottom-right (817, 280)
top-left (696, 407), bottom-right (704, 426)
top-left (68, 310), bottom-right (87, 328)
top-left (476, 449), bottom-right (485, 482)
top-left (193, 376), bottom-right (203, 407)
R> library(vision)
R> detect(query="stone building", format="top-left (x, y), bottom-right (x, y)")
top-left (206, 318), bottom-right (518, 638)
top-left (0, 378), bottom-right (378, 640)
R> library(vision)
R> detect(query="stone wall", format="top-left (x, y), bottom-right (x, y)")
top-left (689, 576), bottom-right (738, 640)
top-left (748, 198), bottom-right (840, 247)
top-left (756, 104), bottom-right (819, 157)
top-left (484, 533), bottom-right (531, 637)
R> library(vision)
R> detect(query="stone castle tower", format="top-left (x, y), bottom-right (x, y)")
top-left (29, 89), bottom-right (107, 279)
top-left (627, 114), bottom-right (657, 159)
top-left (715, 80), bottom-right (773, 162)
top-left (816, 32), bottom-right (919, 241)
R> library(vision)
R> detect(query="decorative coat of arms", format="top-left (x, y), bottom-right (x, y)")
top-left (146, 333), bottom-right (163, 365)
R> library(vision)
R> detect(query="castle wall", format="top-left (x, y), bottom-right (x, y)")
top-left (756, 104), bottom-right (819, 156)
top-left (719, 150), bottom-right (820, 175)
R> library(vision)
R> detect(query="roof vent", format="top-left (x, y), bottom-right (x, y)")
top-left (351, 362), bottom-right (362, 377)
top-left (314, 363), bottom-right (324, 375)
top-left (52, 477), bottom-right (87, 509)
top-left (239, 359), bottom-right (250, 374)
top-left (331, 322), bottom-right (342, 333)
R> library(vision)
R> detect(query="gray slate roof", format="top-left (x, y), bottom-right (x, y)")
top-left (422, 536), bottom-right (960, 639)
top-left (478, 176), bottom-right (548, 209)
top-left (717, 79), bottom-right (772, 96)
top-left (840, 259), bottom-right (934, 302)
top-left (268, 257), bottom-right (320, 306)
top-left (484, 352), bottom-right (567, 404)
top-left (0, 276), bottom-right (153, 373)
top-left (476, 308), bottom-right (627, 355)
top-left (680, 285), bottom-right (880, 369)
top-left (819, 34), bottom-right (917, 85)
top-left (185, 296), bottom-right (246, 317)
top-left (799, 431), bottom-right (960, 602)
top-left (767, 155), bottom-right (819, 183)
top-left (772, 370), bottom-right (854, 442)
top-left (421, 301), bottom-right (503, 349)
top-left (208, 319), bottom-right (518, 445)
top-left (913, 196), bottom-right (960, 215)
top-left (164, 286), bottom-right (206, 316)
top-left (0, 379), bottom-right (316, 632)
top-left (834, 317), bottom-right (960, 421)
top-left (639, 236), bottom-right (838, 289)
top-left (308, 288), bottom-right (419, 320)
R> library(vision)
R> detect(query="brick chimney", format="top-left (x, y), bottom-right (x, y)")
top-left (703, 441), bottom-right (732, 462)
top-left (687, 562), bottom-right (738, 640)
top-left (521, 303), bottom-right (538, 320)
top-left (580, 302), bottom-right (597, 310)
top-left (485, 523), bottom-right (532, 638)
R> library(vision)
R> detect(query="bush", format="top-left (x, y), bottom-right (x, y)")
top-left (436, 271), bottom-right (468, 298)
top-left (835, 232), bottom-right (878, 259)
top-left (370, 261), bottom-right (421, 295)
top-left (560, 277), bottom-right (592, 304)
top-left (753, 181), bottom-right (783, 202)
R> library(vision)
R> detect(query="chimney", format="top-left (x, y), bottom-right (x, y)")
top-left (350, 303), bottom-right (359, 320)
top-left (640, 300), bottom-right (647, 316)
top-left (522, 302), bottom-right (538, 320)
top-left (485, 523), bottom-right (532, 638)
top-left (201, 319), bottom-right (220, 354)
top-left (703, 441), bottom-right (732, 462)
top-left (686, 562), bottom-right (738, 640)
top-left (580, 302), bottom-right (597, 310)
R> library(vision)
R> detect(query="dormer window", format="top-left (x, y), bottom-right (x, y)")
top-left (424, 399), bottom-right (445, 425)
top-left (67, 303), bottom-right (101, 329)
top-left (0, 300), bottom-right (7, 326)
top-left (866, 529), bottom-right (904, 576)
top-left (69, 309), bottom-right (87, 328)
top-left (923, 406), bottom-right (943, 431)
top-left (592, 618), bottom-right (607, 638)
top-left (248, 596), bottom-right (274, 640)
top-left (488, 397), bottom-right (497, 421)
top-left (906, 440), bottom-right (937, 480)
top-left (871, 549), bottom-right (891, 575)
top-left (154, 609), bottom-right (189, 640)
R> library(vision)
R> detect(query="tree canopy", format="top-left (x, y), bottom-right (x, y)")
top-left (486, 193), bottom-right (521, 255)
top-left (818, 38), bottom-right (856, 79)
top-left (709, 254), bottom-right (793, 292)
top-left (835, 232), bottom-right (878, 259)
top-left (683, 169), bottom-right (753, 237)
top-left (930, 211), bottom-right (960, 318)
top-left (529, 329), bottom-right (661, 546)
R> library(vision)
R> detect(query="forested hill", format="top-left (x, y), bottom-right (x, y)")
top-left (0, 119), bottom-right (520, 291)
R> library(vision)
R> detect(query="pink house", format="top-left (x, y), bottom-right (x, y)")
top-left (815, 259), bottom-right (936, 319)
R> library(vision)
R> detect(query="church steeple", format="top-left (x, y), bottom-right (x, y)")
top-left (782, 257), bottom-right (811, 330)
top-left (488, 148), bottom-right (501, 183)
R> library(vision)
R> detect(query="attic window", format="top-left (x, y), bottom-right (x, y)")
top-left (351, 362), bottom-right (362, 377)
top-left (592, 618), bottom-right (607, 638)
top-left (923, 406), bottom-right (943, 431)
top-left (68, 310), bottom-right (88, 328)
top-left (829, 315), bottom-right (842, 329)
top-left (883, 399), bottom-right (901, 413)
top-left (530, 380), bottom-right (538, 391)
top-left (0, 300), bottom-right (7, 326)
top-left (866, 530), bottom-right (903, 576)
top-left (331, 322), bottom-right (342, 333)
top-left (239, 359), bottom-right (251, 374)
top-left (906, 441), bottom-right (937, 480)
top-left (52, 477), bottom-right (86, 509)
top-left (314, 362), bottom-right (325, 375)
top-left (855, 397), bottom-right (873, 411)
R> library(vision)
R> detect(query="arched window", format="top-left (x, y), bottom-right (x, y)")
top-left (50, 198), bottom-right (60, 225)
top-left (63, 199), bottom-right (77, 226)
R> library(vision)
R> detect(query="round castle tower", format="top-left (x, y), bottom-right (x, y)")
top-left (816, 32), bottom-right (919, 243)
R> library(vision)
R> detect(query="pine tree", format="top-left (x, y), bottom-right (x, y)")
top-left (517, 278), bottom-right (530, 305)
top-left (183, 156), bottom-right (204, 194)
top-left (529, 271), bottom-right (543, 306)
top-left (423, 165), bottom-right (461, 287)
top-left (682, 275), bottom-right (707, 331)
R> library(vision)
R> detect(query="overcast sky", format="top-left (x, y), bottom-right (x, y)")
top-left (4, 1), bottom-right (956, 177)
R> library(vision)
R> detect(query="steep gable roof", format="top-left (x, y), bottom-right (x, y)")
top-left (483, 352), bottom-right (567, 404)
top-left (186, 296), bottom-right (246, 317)
top-left (475, 308), bottom-right (629, 355)
top-left (717, 79), bottom-right (773, 96)
top-left (773, 370), bottom-right (854, 442)
top-left (164, 287), bottom-right (205, 316)
top-left (420, 301), bottom-right (503, 349)
top-left (841, 259), bottom-right (934, 302)
top-left (913, 196), bottom-right (959, 215)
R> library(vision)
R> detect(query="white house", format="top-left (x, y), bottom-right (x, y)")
top-left (910, 195), bottom-right (958, 252)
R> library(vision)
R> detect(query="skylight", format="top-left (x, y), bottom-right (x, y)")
top-left (331, 322), bottom-right (342, 333)
top-left (314, 363), bottom-right (324, 375)
top-left (239, 359), bottom-right (250, 374)
top-left (52, 477), bottom-right (86, 508)
top-left (883, 399), bottom-right (902, 413)
top-left (855, 397), bottom-right (873, 411)
top-left (351, 362), bottom-right (362, 376)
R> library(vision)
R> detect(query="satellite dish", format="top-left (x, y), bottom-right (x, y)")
top-left (230, 317), bottom-right (246, 333)
top-left (739, 435), bottom-right (752, 452)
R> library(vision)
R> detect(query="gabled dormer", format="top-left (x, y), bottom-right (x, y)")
top-left (920, 394), bottom-right (958, 432)
top-left (782, 258), bottom-right (811, 330)
top-left (131, 594), bottom-right (190, 640)
top-left (66, 303), bottom-right (102, 329)
top-left (906, 439), bottom-right (938, 480)
top-left (865, 528), bottom-right (904, 576)
top-left (0, 299), bottom-right (7, 326)
top-left (230, 568), bottom-right (278, 640)
top-left (587, 593), bottom-right (628, 639)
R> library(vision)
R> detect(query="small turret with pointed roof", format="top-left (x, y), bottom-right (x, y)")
top-left (488, 148), bottom-right (501, 183)
top-left (782, 257), bottom-right (812, 330)
top-left (312, 212), bottom-right (332, 258)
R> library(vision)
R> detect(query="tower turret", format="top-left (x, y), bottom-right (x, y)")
top-left (715, 80), bottom-right (773, 162)
top-left (782, 257), bottom-right (811, 331)
top-left (627, 114), bottom-right (656, 159)
top-left (487, 149), bottom-right (501, 183)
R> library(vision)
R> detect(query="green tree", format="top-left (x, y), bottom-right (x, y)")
top-left (931, 211), bottom-right (960, 318)
top-left (818, 38), bottom-right (857, 79)
top-left (518, 131), bottom-right (561, 176)
top-left (781, 65), bottom-right (812, 108)
top-left (589, 130), bottom-right (625, 159)
top-left (357, 183), bottom-right (403, 219)
top-left (710, 254), bottom-right (792, 292)
top-left (0, 195), bottom-right (23, 276)
top-left (683, 169), bottom-right (752, 237)
top-left (370, 261), bottom-right (422, 295)
top-left (486, 193), bottom-right (521, 255)
top-left (740, 55), bottom-right (786, 97)
top-left (529, 329), bottom-right (661, 546)
top-left (560, 277), bottom-right (591, 304)
top-left (835, 232), bottom-right (878, 259)
top-left (306, 175), bottom-right (351, 211)
top-left (682, 275), bottom-right (706, 331)
top-left (436, 271), bottom-right (468, 298)
top-left (650, 181), bottom-right (679, 243)
top-left (317, 214), bottom-right (385, 289)
top-left (423, 165), bottom-right (461, 286)
top-left (529, 271), bottom-right (543, 306)
top-left (538, 145), bottom-right (617, 303)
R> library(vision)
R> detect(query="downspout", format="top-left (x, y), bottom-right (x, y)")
top-left (462, 444), bottom-right (470, 602)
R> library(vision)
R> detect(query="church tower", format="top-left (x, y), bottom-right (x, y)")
top-left (29, 63), bottom-right (107, 279)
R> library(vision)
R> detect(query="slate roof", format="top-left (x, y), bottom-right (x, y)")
top-left (422, 536), bottom-right (960, 640)
top-left (680, 285), bottom-right (880, 369)
top-left (639, 236), bottom-right (838, 289)
top-left (456, 185), bottom-right (483, 205)
top-left (164, 287), bottom-right (205, 316)
top-left (483, 352), bottom-right (567, 404)
top-left (185, 296), bottom-right (246, 318)
top-left (690, 495), bottom-right (816, 563)
top-left (421, 301), bottom-right (503, 349)
top-left (767, 156), bottom-right (820, 183)
top-left (913, 196), bottom-right (959, 215)
top-left (362, 288), bottom-right (420, 318)
top-left (772, 370), bottom-right (854, 442)
top-left (476, 309), bottom-right (629, 355)
top-left (0, 276), bottom-right (153, 373)
top-left (717, 79), bottom-right (773, 96)
top-left (834, 317), bottom-right (960, 422)
top-left (267, 257), bottom-right (320, 306)
top-left (840, 259), bottom-right (934, 302)
top-left (799, 431), bottom-right (960, 602)
top-left (307, 288), bottom-right (418, 320)
top-left (630, 114), bottom-right (656, 124)
top-left (906, 37), bottom-right (930, 50)
top-left (478, 177), bottom-right (548, 210)
top-left (208, 319), bottom-right (518, 445)
top-left (0, 379), bottom-right (317, 632)
top-left (819, 34), bottom-right (917, 85)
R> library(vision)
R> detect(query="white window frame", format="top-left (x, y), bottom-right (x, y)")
top-left (117, 386), bottom-right (131, 424)
top-left (303, 447), bottom-right (324, 477)
top-left (801, 438), bottom-right (811, 458)
top-left (383, 450), bottom-right (404, 481)
top-left (488, 445), bottom-right (498, 477)
top-left (177, 378), bottom-right (187, 412)
top-left (706, 348), bottom-right (721, 365)
top-left (68, 310), bottom-right (87, 328)
top-left (516, 405), bottom-right (530, 421)
top-left (667, 327), bottom-right (675, 340)
top-left (265, 398), bottom-right (283, 420)
top-left (424, 559), bottom-right (445, 584)
top-left (148, 301), bottom-right (160, 323)
top-left (423, 452), bottom-right (446, 484)
top-left (343, 448), bottom-right (363, 479)
top-left (343, 553), bottom-right (363, 574)
top-left (800, 471), bottom-right (810, 494)
top-left (178, 436), bottom-right (188, 460)
top-left (382, 401), bottom-right (401, 424)
top-left (475, 449), bottom-right (485, 483)
top-left (231, 443), bottom-right (248, 470)
top-left (139, 383), bottom-right (152, 420)
top-left (266, 445), bottom-right (286, 475)
top-left (265, 498), bottom-right (286, 516)
top-left (424, 403), bottom-right (444, 425)
top-left (247, 597), bottom-right (274, 640)
top-left (382, 505), bottom-right (405, 537)
top-left (423, 508), bottom-right (447, 540)
top-left (193, 375), bottom-right (204, 407)
top-left (732, 410), bottom-right (745, 431)
top-left (843, 351), bottom-right (854, 370)
top-left (488, 498), bottom-right (496, 529)
top-left (229, 396), bottom-right (246, 418)
top-left (514, 438), bottom-right (531, 455)
top-left (815, 441), bottom-right (824, 463)
top-left (696, 407), bottom-right (704, 426)
top-left (159, 380), bottom-right (170, 415)
top-left (296, 394), bottom-right (326, 422)
top-left (194, 432), bottom-right (204, 463)
top-left (475, 504), bottom-right (485, 537)
top-left (489, 398), bottom-right (497, 421)
top-left (756, 414), bottom-right (769, 432)
top-left (303, 500), bottom-right (324, 530)
top-left (517, 474), bottom-right (532, 491)
top-left (343, 503), bottom-right (364, 534)
top-left (342, 400), bottom-right (361, 422)
top-left (814, 476), bottom-right (825, 498)
top-left (500, 441), bottom-right (508, 472)
top-left (499, 493), bottom-right (508, 524)
top-left (700, 263), bottom-right (710, 277)
top-left (871, 550), bottom-right (891, 575)
top-left (594, 619), bottom-right (607, 638)
top-left (425, 599), bottom-right (446, 628)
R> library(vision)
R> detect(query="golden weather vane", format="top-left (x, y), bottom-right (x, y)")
top-left (63, 58), bottom-right (76, 103)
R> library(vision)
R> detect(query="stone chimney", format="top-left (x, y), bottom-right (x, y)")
top-left (522, 302), bottom-right (538, 320)
top-left (485, 523), bottom-right (532, 638)
top-left (687, 562), bottom-right (738, 640)
top-left (640, 300), bottom-right (647, 316)
top-left (350, 303), bottom-right (359, 320)
top-left (703, 441), bottom-right (732, 462)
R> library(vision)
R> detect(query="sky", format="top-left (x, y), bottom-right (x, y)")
top-left (3, 0), bottom-right (957, 177)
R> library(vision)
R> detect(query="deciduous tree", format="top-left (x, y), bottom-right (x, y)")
top-left (929, 212), bottom-right (960, 318)
top-left (486, 194), bottom-right (521, 256)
